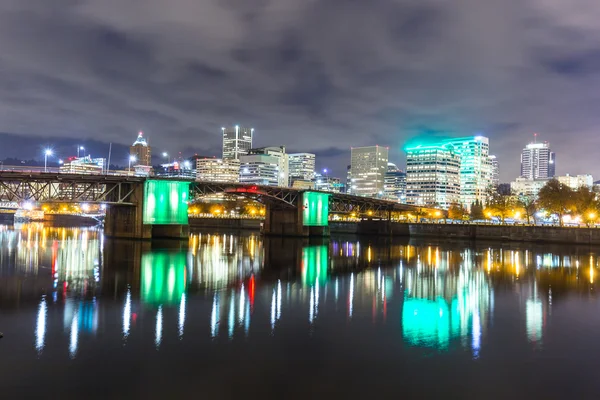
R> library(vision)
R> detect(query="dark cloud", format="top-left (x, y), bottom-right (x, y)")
top-left (0, 0), bottom-right (600, 181)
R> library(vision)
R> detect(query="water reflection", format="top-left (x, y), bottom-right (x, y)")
top-left (0, 224), bottom-right (599, 358)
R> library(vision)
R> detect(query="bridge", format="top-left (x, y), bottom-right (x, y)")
top-left (0, 171), bottom-right (431, 239)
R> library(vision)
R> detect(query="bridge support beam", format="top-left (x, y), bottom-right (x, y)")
top-left (105, 205), bottom-right (152, 240)
top-left (263, 193), bottom-right (330, 237)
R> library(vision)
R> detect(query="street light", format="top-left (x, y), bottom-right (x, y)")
top-left (77, 146), bottom-right (85, 158)
top-left (128, 155), bottom-right (137, 174)
top-left (44, 149), bottom-right (52, 172)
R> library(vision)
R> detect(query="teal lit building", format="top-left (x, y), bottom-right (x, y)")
top-left (405, 143), bottom-right (461, 209)
top-left (442, 136), bottom-right (493, 208)
top-left (405, 136), bottom-right (493, 209)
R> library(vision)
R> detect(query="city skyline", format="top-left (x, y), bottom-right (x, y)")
top-left (0, 2), bottom-right (599, 182)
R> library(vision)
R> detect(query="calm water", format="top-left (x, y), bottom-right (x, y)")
top-left (1, 224), bottom-right (600, 398)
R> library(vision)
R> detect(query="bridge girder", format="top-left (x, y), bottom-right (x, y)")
top-left (190, 182), bottom-right (300, 209)
top-left (0, 172), bottom-right (143, 204)
top-left (0, 174), bottom-right (438, 216)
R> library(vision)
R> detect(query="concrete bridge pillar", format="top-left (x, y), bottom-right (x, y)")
top-left (263, 206), bottom-right (307, 236)
top-left (104, 180), bottom-right (190, 240)
top-left (262, 192), bottom-right (330, 237)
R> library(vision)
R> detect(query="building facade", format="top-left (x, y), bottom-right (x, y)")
top-left (521, 142), bottom-right (555, 179)
top-left (442, 136), bottom-right (492, 208)
top-left (196, 158), bottom-right (240, 183)
top-left (489, 155), bottom-right (499, 186)
top-left (384, 162), bottom-right (406, 203)
top-left (288, 153), bottom-right (316, 186)
top-left (239, 146), bottom-right (288, 187)
top-left (405, 144), bottom-right (461, 209)
top-left (349, 146), bottom-right (389, 197)
top-left (60, 156), bottom-right (105, 174)
top-left (511, 177), bottom-right (549, 197)
top-left (222, 126), bottom-right (253, 160)
top-left (130, 131), bottom-right (152, 166)
top-left (557, 174), bottom-right (593, 190)
top-left (314, 173), bottom-right (344, 193)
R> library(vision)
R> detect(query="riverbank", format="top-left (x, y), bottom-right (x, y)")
top-left (329, 221), bottom-right (600, 245)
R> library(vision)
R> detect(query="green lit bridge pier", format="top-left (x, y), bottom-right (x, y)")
top-left (105, 180), bottom-right (191, 240)
top-left (0, 172), bottom-right (432, 240)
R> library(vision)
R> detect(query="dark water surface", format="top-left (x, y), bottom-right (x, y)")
top-left (1, 223), bottom-right (600, 399)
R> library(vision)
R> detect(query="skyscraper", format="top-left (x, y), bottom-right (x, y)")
top-left (489, 155), bottom-right (499, 186)
top-left (442, 136), bottom-right (492, 207)
top-left (288, 153), bottom-right (316, 186)
top-left (405, 144), bottom-right (461, 208)
top-left (239, 146), bottom-right (289, 187)
top-left (130, 131), bottom-right (152, 166)
top-left (520, 141), bottom-right (555, 179)
top-left (384, 162), bottom-right (406, 203)
top-left (349, 145), bottom-right (389, 197)
top-left (222, 126), bottom-right (253, 160)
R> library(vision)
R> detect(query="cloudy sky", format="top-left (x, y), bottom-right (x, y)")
top-left (0, 0), bottom-right (599, 180)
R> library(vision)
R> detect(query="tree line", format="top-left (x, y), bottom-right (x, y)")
top-left (446, 179), bottom-right (599, 226)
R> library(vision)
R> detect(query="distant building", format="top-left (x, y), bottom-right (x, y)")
top-left (240, 146), bottom-right (288, 187)
top-left (442, 136), bottom-right (492, 208)
top-left (384, 163), bottom-right (406, 202)
top-left (222, 126), bottom-right (253, 160)
top-left (345, 165), bottom-right (352, 194)
top-left (557, 174), bottom-right (593, 190)
top-left (60, 156), bottom-right (105, 174)
top-left (196, 157), bottom-right (240, 183)
top-left (405, 143), bottom-right (461, 209)
top-left (521, 141), bottom-right (555, 179)
top-left (511, 174), bottom-right (592, 198)
top-left (314, 173), bottom-right (344, 193)
top-left (349, 146), bottom-right (389, 197)
top-left (511, 177), bottom-right (549, 197)
top-left (130, 131), bottom-right (152, 166)
top-left (155, 161), bottom-right (195, 179)
top-left (292, 180), bottom-right (314, 190)
top-left (288, 153), bottom-right (315, 186)
top-left (489, 155), bottom-right (499, 186)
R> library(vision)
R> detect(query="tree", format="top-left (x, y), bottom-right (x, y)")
top-left (448, 203), bottom-right (468, 221)
top-left (572, 186), bottom-right (599, 227)
top-left (516, 195), bottom-right (537, 225)
top-left (470, 200), bottom-right (485, 220)
top-left (537, 179), bottom-right (573, 226)
top-left (486, 188), bottom-right (516, 224)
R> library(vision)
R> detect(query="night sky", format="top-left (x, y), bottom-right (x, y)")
top-left (0, 0), bottom-right (599, 181)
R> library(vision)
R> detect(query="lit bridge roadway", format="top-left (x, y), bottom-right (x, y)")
top-left (0, 171), bottom-right (434, 238)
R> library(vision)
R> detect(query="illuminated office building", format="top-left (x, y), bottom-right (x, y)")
top-left (521, 141), bottom-right (555, 179)
top-left (60, 156), bottom-right (105, 174)
top-left (222, 126), bottom-right (253, 160)
top-left (489, 155), bottom-right (499, 186)
top-left (288, 153), bottom-right (316, 186)
top-left (405, 143), bottom-right (461, 208)
top-left (442, 136), bottom-right (493, 208)
top-left (129, 131), bottom-right (152, 166)
top-left (196, 158), bottom-right (240, 183)
top-left (384, 162), bottom-right (406, 202)
top-left (314, 173), bottom-right (344, 193)
top-left (240, 146), bottom-right (288, 187)
top-left (349, 146), bottom-right (389, 197)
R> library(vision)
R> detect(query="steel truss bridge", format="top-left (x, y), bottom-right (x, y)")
top-left (0, 172), bottom-right (430, 216)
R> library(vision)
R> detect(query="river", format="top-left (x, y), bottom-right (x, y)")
top-left (0, 223), bottom-right (599, 398)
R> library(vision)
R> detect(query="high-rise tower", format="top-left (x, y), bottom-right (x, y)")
top-left (222, 126), bottom-right (253, 160)
top-left (520, 140), bottom-right (555, 179)
top-left (129, 131), bottom-right (152, 166)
